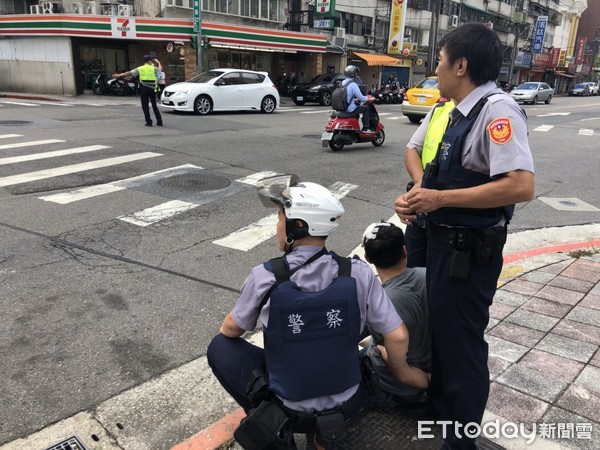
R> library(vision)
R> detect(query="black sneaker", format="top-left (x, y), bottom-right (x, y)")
top-left (145, 123), bottom-right (152, 127)
top-left (156, 122), bottom-right (163, 126)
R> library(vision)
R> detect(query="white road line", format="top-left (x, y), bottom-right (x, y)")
top-left (378, 112), bottom-right (394, 116)
top-left (580, 117), bottom-right (600, 122)
top-left (533, 125), bottom-right (554, 132)
top-left (300, 110), bottom-right (330, 114)
top-left (119, 200), bottom-right (198, 227)
top-left (0, 139), bottom-right (65, 150)
top-left (0, 152), bottom-right (162, 187)
top-left (39, 163), bottom-right (200, 204)
top-left (214, 182), bottom-right (358, 251)
top-left (387, 116), bottom-right (406, 120)
top-left (0, 134), bottom-right (23, 139)
top-left (0, 145), bottom-right (110, 166)
top-left (0, 100), bottom-right (41, 107)
top-left (236, 171), bottom-right (280, 185)
top-left (537, 112), bottom-right (570, 117)
top-left (578, 129), bottom-right (594, 136)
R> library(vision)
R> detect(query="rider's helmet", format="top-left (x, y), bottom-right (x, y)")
top-left (257, 174), bottom-right (344, 244)
top-left (344, 65), bottom-right (360, 78)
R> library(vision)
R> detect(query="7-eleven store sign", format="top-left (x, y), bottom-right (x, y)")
top-left (315, 0), bottom-right (335, 16)
top-left (112, 17), bottom-right (133, 38)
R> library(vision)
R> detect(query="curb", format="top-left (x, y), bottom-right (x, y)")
top-left (172, 238), bottom-right (600, 450)
top-left (0, 93), bottom-right (65, 102)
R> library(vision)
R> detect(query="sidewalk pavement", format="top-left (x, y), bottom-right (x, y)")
top-left (175, 238), bottom-right (600, 450)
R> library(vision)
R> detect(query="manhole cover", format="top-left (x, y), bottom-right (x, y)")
top-left (0, 120), bottom-right (32, 126)
top-left (45, 435), bottom-right (89, 450)
top-left (159, 173), bottom-right (231, 192)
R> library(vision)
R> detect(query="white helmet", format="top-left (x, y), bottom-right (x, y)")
top-left (256, 174), bottom-right (344, 237)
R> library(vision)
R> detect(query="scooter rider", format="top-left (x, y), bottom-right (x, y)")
top-left (343, 65), bottom-right (372, 132)
top-left (207, 174), bottom-right (428, 449)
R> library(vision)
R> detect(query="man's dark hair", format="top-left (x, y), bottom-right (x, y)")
top-left (438, 23), bottom-right (501, 86)
top-left (363, 223), bottom-right (406, 269)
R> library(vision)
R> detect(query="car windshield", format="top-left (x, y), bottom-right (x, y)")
top-left (310, 74), bottom-right (336, 84)
top-left (574, 84), bottom-right (585, 89)
top-left (517, 83), bottom-right (539, 90)
top-left (417, 78), bottom-right (438, 89)
top-left (187, 70), bottom-right (225, 83)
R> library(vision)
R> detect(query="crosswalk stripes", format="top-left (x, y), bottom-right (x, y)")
top-left (213, 181), bottom-right (358, 251)
top-left (0, 100), bottom-right (40, 107)
top-left (0, 134), bottom-right (23, 139)
top-left (0, 139), bottom-right (65, 150)
top-left (0, 145), bottom-right (110, 166)
top-left (534, 125), bottom-right (554, 132)
top-left (119, 200), bottom-right (199, 227)
top-left (578, 129), bottom-right (594, 136)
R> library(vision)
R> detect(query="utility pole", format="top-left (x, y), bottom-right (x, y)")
top-left (508, 0), bottom-right (526, 86)
top-left (427, 0), bottom-right (441, 75)
top-left (194, 0), bottom-right (202, 74)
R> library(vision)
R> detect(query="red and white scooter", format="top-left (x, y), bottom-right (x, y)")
top-left (321, 97), bottom-right (385, 151)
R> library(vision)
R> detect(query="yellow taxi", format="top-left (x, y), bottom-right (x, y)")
top-left (401, 76), bottom-right (448, 124)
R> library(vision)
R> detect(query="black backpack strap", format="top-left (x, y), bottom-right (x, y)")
top-left (337, 256), bottom-right (352, 277)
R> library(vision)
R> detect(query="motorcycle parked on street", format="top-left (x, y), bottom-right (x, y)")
top-left (321, 97), bottom-right (385, 151)
top-left (93, 73), bottom-right (136, 96)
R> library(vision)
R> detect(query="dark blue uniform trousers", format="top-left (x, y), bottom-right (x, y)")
top-left (207, 333), bottom-right (265, 412)
top-left (140, 85), bottom-right (162, 126)
top-left (426, 237), bottom-right (503, 449)
top-left (405, 220), bottom-right (428, 268)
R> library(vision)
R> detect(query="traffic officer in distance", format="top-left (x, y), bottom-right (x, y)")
top-left (207, 174), bottom-right (430, 449)
top-left (113, 55), bottom-right (163, 127)
top-left (396, 23), bottom-right (534, 449)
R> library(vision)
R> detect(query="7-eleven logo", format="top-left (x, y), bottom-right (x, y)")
top-left (316, 0), bottom-right (330, 13)
top-left (117, 18), bottom-right (131, 37)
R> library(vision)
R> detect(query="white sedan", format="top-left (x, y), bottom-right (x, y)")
top-left (160, 69), bottom-right (279, 115)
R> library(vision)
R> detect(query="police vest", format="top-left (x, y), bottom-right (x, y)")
top-left (421, 101), bottom-right (455, 169)
top-left (422, 93), bottom-right (515, 228)
top-left (137, 65), bottom-right (156, 83)
top-left (263, 252), bottom-right (361, 402)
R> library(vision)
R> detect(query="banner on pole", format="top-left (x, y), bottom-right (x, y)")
top-left (387, 0), bottom-right (407, 55)
top-left (532, 16), bottom-right (547, 54)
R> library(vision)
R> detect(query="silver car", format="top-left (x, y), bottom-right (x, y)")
top-left (509, 82), bottom-right (554, 104)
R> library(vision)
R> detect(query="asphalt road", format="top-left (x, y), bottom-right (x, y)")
top-left (0, 94), bottom-right (598, 447)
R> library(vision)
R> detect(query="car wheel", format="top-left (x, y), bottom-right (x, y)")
top-left (320, 91), bottom-right (332, 107)
top-left (408, 115), bottom-right (421, 124)
top-left (545, 95), bottom-right (552, 104)
top-left (194, 95), bottom-right (212, 115)
top-left (371, 129), bottom-right (385, 147)
top-left (293, 99), bottom-right (305, 106)
top-left (260, 95), bottom-right (276, 114)
top-left (530, 96), bottom-right (538, 105)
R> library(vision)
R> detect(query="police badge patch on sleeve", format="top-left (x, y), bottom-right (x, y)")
top-left (488, 117), bottom-right (513, 144)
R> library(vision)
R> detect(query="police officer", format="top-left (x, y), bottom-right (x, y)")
top-left (113, 55), bottom-right (163, 127)
top-left (342, 65), bottom-right (372, 132)
top-left (207, 175), bottom-right (429, 449)
top-left (396, 23), bottom-right (534, 449)
top-left (396, 99), bottom-right (455, 267)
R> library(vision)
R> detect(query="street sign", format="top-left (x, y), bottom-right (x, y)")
top-left (532, 16), bottom-right (547, 54)
top-left (193, 0), bottom-right (200, 33)
top-left (313, 19), bottom-right (333, 29)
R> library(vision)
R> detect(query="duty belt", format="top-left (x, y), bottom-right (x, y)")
top-left (426, 223), bottom-right (478, 251)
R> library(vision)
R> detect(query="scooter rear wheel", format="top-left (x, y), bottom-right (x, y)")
top-left (371, 129), bottom-right (385, 147)
top-left (328, 134), bottom-right (345, 151)
top-left (93, 86), bottom-right (104, 95)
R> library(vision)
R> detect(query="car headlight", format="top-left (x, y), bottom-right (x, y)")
top-left (309, 85), bottom-right (322, 91)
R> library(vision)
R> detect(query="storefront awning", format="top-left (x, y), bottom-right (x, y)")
top-left (352, 52), bottom-right (402, 66)
top-left (555, 72), bottom-right (576, 78)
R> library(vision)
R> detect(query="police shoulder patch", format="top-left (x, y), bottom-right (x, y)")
top-left (488, 117), bottom-right (512, 144)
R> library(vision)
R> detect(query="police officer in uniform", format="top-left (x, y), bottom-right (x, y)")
top-left (396, 99), bottom-right (455, 267)
top-left (113, 55), bottom-right (163, 127)
top-left (396, 24), bottom-right (534, 449)
top-left (208, 175), bottom-right (430, 449)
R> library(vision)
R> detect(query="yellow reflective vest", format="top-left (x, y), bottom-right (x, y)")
top-left (137, 64), bottom-right (156, 82)
top-left (421, 100), bottom-right (455, 169)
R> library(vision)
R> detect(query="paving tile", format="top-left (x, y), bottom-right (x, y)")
top-left (522, 297), bottom-right (572, 318)
top-left (591, 282), bottom-right (600, 296)
top-left (497, 364), bottom-right (568, 403)
top-left (536, 333), bottom-right (597, 363)
top-left (486, 335), bottom-right (530, 363)
top-left (537, 259), bottom-right (574, 275)
top-left (534, 285), bottom-right (585, 305)
top-left (505, 309), bottom-right (560, 332)
top-left (519, 349), bottom-right (584, 383)
top-left (590, 350), bottom-right (600, 368)
top-left (521, 270), bottom-right (556, 285)
top-left (548, 275), bottom-right (595, 294)
top-left (501, 279), bottom-right (545, 296)
top-left (574, 365), bottom-right (600, 395)
top-left (487, 382), bottom-right (549, 424)
top-left (552, 319), bottom-right (600, 346)
top-left (566, 306), bottom-right (600, 327)
top-left (542, 407), bottom-right (599, 450)
top-left (580, 293), bottom-right (600, 311)
top-left (568, 258), bottom-right (600, 273)
top-left (557, 384), bottom-right (600, 422)
top-left (489, 302), bottom-right (516, 320)
top-left (493, 290), bottom-right (530, 307)
top-left (488, 322), bottom-right (545, 347)
top-left (561, 265), bottom-right (600, 284)
top-left (486, 317), bottom-right (499, 332)
top-left (488, 355), bottom-right (511, 380)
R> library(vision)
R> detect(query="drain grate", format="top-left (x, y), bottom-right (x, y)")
top-left (0, 120), bottom-right (32, 126)
top-left (159, 173), bottom-right (231, 192)
top-left (44, 435), bottom-right (89, 450)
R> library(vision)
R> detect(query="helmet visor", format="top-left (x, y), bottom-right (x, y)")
top-left (256, 174), bottom-right (300, 208)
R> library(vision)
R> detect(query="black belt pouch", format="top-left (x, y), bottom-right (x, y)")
top-left (234, 400), bottom-right (289, 450)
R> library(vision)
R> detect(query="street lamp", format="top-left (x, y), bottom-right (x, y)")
top-left (328, 41), bottom-right (348, 68)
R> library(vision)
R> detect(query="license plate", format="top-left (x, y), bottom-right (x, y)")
top-left (321, 131), bottom-right (333, 140)
top-left (417, 97), bottom-right (427, 103)
top-left (296, 96), bottom-right (304, 101)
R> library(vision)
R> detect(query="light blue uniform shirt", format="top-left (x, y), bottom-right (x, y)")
top-left (343, 78), bottom-right (368, 113)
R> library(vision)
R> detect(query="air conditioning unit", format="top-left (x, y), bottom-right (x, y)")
top-left (364, 35), bottom-right (375, 46)
top-left (334, 27), bottom-right (346, 38)
top-left (449, 15), bottom-right (459, 28)
top-left (40, 2), bottom-right (58, 14)
top-left (404, 28), bottom-right (412, 39)
top-left (101, 3), bottom-right (118, 15)
top-left (30, 4), bottom-right (43, 13)
top-left (333, 36), bottom-right (347, 49)
top-left (73, 2), bottom-right (84, 14)
top-left (84, 1), bottom-right (97, 14)
top-left (118, 4), bottom-right (133, 16)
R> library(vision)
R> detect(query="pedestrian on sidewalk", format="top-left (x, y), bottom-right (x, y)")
top-left (113, 55), bottom-right (163, 127)
top-left (359, 221), bottom-right (431, 408)
top-left (207, 175), bottom-right (429, 449)
top-left (395, 23), bottom-right (534, 449)
top-left (153, 58), bottom-right (166, 100)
